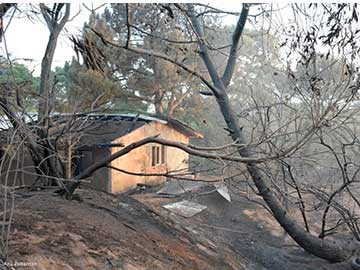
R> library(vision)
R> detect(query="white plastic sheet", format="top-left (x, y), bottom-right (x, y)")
top-left (163, 200), bottom-right (207, 218)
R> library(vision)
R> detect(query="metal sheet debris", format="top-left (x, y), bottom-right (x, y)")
top-left (214, 183), bottom-right (231, 202)
top-left (163, 200), bottom-right (207, 218)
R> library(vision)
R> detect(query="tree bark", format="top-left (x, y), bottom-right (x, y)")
top-left (38, 4), bottom-right (70, 127)
top-left (33, 4), bottom-right (70, 186)
top-left (154, 88), bottom-right (165, 116)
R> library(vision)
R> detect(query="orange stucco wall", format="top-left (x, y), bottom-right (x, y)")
top-left (110, 122), bottom-right (189, 193)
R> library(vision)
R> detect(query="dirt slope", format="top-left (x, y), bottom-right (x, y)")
top-left (134, 189), bottom-right (352, 270)
top-left (4, 189), bottom-right (244, 270)
top-left (1, 187), bottom-right (354, 270)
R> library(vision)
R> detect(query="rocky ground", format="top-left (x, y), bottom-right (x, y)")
top-left (0, 182), bottom-right (354, 270)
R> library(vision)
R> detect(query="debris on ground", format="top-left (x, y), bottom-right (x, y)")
top-left (214, 182), bottom-right (231, 202)
top-left (162, 200), bottom-right (207, 218)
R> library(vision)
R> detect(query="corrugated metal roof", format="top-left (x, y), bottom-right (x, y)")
top-left (0, 113), bottom-right (203, 146)
top-left (54, 113), bottom-right (167, 125)
top-left (52, 113), bottom-right (203, 139)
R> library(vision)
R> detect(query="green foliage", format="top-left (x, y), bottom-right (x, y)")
top-left (0, 61), bottom-right (41, 112)
top-left (53, 59), bottom-right (148, 113)
top-left (84, 4), bottom-right (207, 119)
top-left (0, 62), bottom-right (38, 89)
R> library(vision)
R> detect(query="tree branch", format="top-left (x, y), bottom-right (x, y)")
top-left (221, 4), bottom-right (249, 88)
top-left (186, 4), bottom-right (224, 97)
top-left (125, 4), bottom-right (131, 48)
top-left (39, 4), bottom-right (70, 127)
top-left (57, 4), bottom-right (70, 31)
top-left (87, 27), bottom-right (217, 94)
top-left (39, 4), bottom-right (53, 30)
top-left (107, 165), bottom-right (224, 183)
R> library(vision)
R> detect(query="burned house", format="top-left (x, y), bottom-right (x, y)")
top-left (0, 113), bottom-right (203, 193)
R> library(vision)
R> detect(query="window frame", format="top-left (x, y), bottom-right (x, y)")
top-left (151, 145), bottom-right (166, 166)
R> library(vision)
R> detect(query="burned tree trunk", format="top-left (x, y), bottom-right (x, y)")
top-left (27, 137), bottom-right (66, 187)
top-left (38, 3), bottom-right (70, 125)
top-left (0, 4), bottom-right (70, 187)
top-left (27, 4), bottom-right (71, 186)
top-left (154, 88), bottom-right (165, 116)
top-left (186, 3), bottom-right (349, 262)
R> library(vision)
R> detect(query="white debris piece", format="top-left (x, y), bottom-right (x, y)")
top-left (162, 200), bottom-right (207, 218)
top-left (214, 183), bottom-right (231, 202)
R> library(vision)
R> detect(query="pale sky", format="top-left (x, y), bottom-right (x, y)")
top-left (1, 3), bottom-right (99, 75)
top-left (1, 2), bottom-right (242, 76)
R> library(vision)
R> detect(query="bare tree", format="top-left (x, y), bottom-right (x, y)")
top-left (0, 4), bottom-right (70, 188)
top-left (38, 4), bottom-right (70, 125)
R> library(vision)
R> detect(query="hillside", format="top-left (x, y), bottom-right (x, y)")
top-left (1, 185), bottom-right (352, 270)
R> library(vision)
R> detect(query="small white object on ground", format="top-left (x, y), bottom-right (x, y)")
top-left (163, 200), bottom-right (207, 218)
top-left (214, 183), bottom-right (231, 202)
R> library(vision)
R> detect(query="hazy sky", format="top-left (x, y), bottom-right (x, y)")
top-left (1, 3), bottom-right (98, 75)
top-left (1, 2), bottom-right (241, 76)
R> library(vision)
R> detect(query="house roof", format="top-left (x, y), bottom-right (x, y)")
top-left (166, 118), bottom-right (204, 139)
top-left (0, 113), bottom-right (203, 147)
top-left (49, 113), bottom-right (203, 148)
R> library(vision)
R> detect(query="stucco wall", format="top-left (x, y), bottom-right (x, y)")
top-left (110, 122), bottom-right (189, 193)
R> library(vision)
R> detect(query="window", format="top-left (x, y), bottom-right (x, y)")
top-left (161, 144), bottom-right (166, 164)
top-left (151, 145), bottom-right (166, 166)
